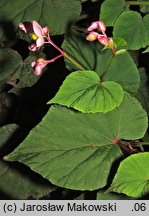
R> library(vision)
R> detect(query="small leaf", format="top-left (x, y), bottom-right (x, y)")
top-left (100, 0), bottom-right (126, 26)
top-left (62, 35), bottom-right (140, 94)
top-left (137, 0), bottom-right (149, 13)
top-left (14, 56), bottom-right (41, 88)
top-left (5, 92), bottom-right (148, 190)
top-left (0, 48), bottom-right (22, 90)
top-left (113, 11), bottom-right (149, 50)
top-left (49, 70), bottom-right (124, 113)
top-left (108, 152), bottom-right (149, 198)
top-left (113, 37), bottom-right (127, 47)
top-left (142, 46), bottom-right (149, 53)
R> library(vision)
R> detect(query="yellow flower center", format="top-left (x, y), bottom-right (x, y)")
top-left (32, 33), bottom-right (38, 40)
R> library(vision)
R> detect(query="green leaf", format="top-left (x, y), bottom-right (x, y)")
top-left (49, 70), bottom-right (124, 113)
top-left (0, 0), bottom-right (81, 40)
top-left (113, 37), bottom-right (127, 48)
top-left (136, 68), bottom-right (149, 115)
top-left (108, 152), bottom-right (149, 198)
top-left (62, 35), bottom-right (140, 94)
top-left (113, 11), bottom-right (149, 50)
top-left (5, 92), bottom-right (148, 190)
top-left (13, 56), bottom-right (41, 88)
top-left (143, 46), bottom-right (149, 53)
top-left (137, 0), bottom-right (149, 13)
top-left (0, 48), bottom-right (22, 90)
top-left (0, 160), bottom-right (55, 199)
top-left (0, 124), bottom-right (19, 149)
top-left (100, 0), bottom-right (126, 26)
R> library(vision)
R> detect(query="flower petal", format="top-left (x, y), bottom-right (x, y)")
top-left (19, 22), bottom-right (33, 33)
top-left (98, 35), bottom-right (108, 46)
top-left (32, 20), bottom-right (43, 38)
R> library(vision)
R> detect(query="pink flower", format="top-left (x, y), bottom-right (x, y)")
top-left (19, 20), bottom-right (49, 51)
top-left (87, 21), bottom-right (106, 35)
top-left (31, 58), bottom-right (48, 76)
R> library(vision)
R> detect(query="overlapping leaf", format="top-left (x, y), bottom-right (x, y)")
top-left (108, 153), bottom-right (149, 198)
top-left (0, 48), bottom-right (22, 90)
top-left (0, 48), bottom-right (41, 88)
top-left (5, 93), bottom-right (148, 190)
top-left (0, 160), bottom-right (54, 199)
top-left (113, 11), bottom-right (149, 50)
top-left (0, 0), bottom-right (81, 40)
top-left (49, 70), bottom-right (124, 113)
top-left (62, 35), bottom-right (140, 94)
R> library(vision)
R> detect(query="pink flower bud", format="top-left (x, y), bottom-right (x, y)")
top-left (86, 32), bottom-right (99, 41)
top-left (31, 58), bottom-right (48, 76)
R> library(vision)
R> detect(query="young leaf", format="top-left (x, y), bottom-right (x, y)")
top-left (113, 11), bottom-right (149, 50)
top-left (0, 0), bottom-right (81, 40)
top-left (62, 35), bottom-right (140, 94)
top-left (100, 0), bottom-right (126, 26)
top-left (49, 70), bottom-right (124, 113)
top-left (108, 152), bottom-right (149, 198)
top-left (5, 93), bottom-right (148, 190)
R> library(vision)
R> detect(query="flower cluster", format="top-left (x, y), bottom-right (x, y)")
top-left (19, 20), bottom-right (64, 75)
top-left (86, 21), bottom-right (116, 53)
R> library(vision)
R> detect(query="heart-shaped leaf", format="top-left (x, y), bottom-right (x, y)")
top-left (0, 0), bottom-right (81, 40)
top-left (100, 0), bottom-right (126, 26)
top-left (108, 152), bottom-right (149, 198)
top-left (5, 93), bottom-right (148, 190)
top-left (62, 35), bottom-right (140, 94)
top-left (113, 11), bottom-right (149, 50)
top-left (49, 70), bottom-right (124, 113)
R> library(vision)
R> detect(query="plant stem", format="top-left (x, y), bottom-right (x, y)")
top-left (46, 37), bottom-right (85, 71)
top-left (137, 142), bottom-right (149, 145)
top-left (125, 1), bottom-right (149, 6)
top-left (63, 53), bottom-right (85, 70)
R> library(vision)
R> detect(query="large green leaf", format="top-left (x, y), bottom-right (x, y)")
top-left (49, 70), bottom-right (124, 113)
top-left (0, 48), bottom-right (22, 90)
top-left (0, 160), bottom-right (55, 199)
top-left (108, 152), bottom-right (149, 198)
top-left (100, 0), bottom-right (126, 26)
top-left (113, 11), bottom-right (149, 50)
top-left (62, 35), bottom-right (140, 94)
top-left (0, 0), bottom-right (81, 40)
top-left (5, 93), bottom-right (148, 190)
